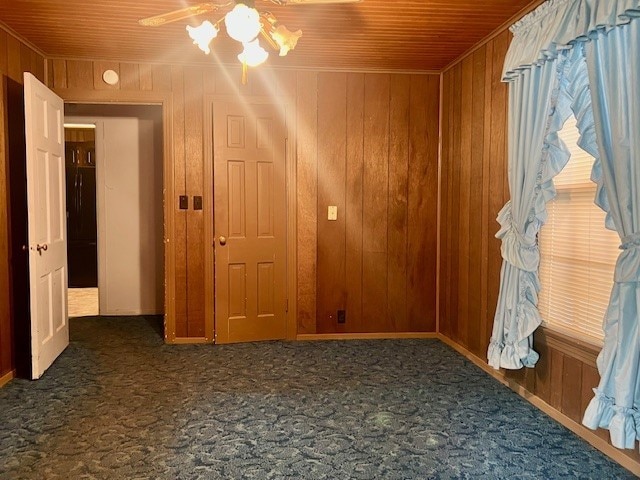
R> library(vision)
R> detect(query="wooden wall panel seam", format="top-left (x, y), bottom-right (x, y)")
top-left (386, 75), bottom-right (391, 331)
top-left (435, 71), bottom-right (443, 334)
top-left (295, 70), bottom-right (318, 334)
top-left (345, 72), bottom-right (365, 333)
top-left (360, 75), bottom-right (365, 331)
top-left (480, 41), bottom-right (494, 354)
top-left (316, 72), bottom-right (348, 333)
top-left (468, 47), bottom-right (486, 357)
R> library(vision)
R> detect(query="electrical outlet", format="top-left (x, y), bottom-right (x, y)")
top-left (337, 309), bottom-right (346, 324)
top-left (328, 206), bottom-right (338, 221)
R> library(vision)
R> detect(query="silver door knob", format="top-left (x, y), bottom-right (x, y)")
top-left (218, 236), bottom-right (227, 246)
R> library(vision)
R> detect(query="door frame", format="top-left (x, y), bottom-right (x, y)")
top-left (63, 118), bottom-right (102, 310)
top-left (55, 89), bottom-right (175, 341)
top-left (204, 93), bottom-right (297, 342)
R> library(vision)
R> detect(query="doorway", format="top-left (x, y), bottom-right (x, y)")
top-left (64, 104), bottom-right (165, 319)
top-left (212, 99), bottom-right (289, 343)
top-left (64, 124), bottom-right (99, 317)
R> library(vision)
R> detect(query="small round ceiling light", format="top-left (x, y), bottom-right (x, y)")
top-left (102, 69), bottom-right (119, 86)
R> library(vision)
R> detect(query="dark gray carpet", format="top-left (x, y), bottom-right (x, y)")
top-left (0, 316), bottom-right (634, 479)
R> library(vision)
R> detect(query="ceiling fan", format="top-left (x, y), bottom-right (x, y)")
top-left (139, 0), bottom-right (362, 27)
top-left (138, 0), bottom-right (361, 83)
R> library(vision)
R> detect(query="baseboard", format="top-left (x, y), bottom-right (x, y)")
top-left (436, 333), bottom-right (640, 477)
top-left (167, 332), bottom-right (438, 344)
top-left (296, 332), bottom-right (438, 341)
top-left (0, 370), bottom-right (15, 388)
top-left (167, 337), bottom-right (211, 345)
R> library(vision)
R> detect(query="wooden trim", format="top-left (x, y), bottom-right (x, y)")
top-left (203, 97), bottom-right (215, 343)
top-left (527, 396), bottom-right (640, 477)
top-left (297, 332), bottom-right (439, 341)
top-left (208, 93), bottom-right (290, 104)
top-left (0, 21), bottom-right (48, 59)
top-left (435, 73), bottom-right (443, 334)
top-left (53, 88), bottom-right (168, 105)
top-left (55, 89), bottom-right (176, 344)
top-left (44, 59), bottom-right (50, 88)
top-left (441, 0), bottom-right (547, 74)
top-left (166, 337), bottom-right (210, 345)
top-left (162, 93), bottom-right (176, 344)
top-left (284, 98), bottom-right (298, 341)
top-left (535, 327), bottom-right (600, 368)
top-left (0, 369), bottom-right (15, 388)
top-left (0, 70), bottom-right (12, 378)
top-left (438, 333), bottom-right (534, 395)
top-left (46, 57), bottom-right (440, 76)
top-left (437, 334), bottom-right (640, 477)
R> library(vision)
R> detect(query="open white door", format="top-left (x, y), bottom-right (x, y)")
top-left (24, 73), bottom-right (69, 379)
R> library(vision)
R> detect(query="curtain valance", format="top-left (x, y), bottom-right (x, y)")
top-left (503, 0), bottom-right (640, 80)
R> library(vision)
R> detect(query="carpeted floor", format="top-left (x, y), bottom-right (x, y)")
top-left (0, 316), bottom-right (634, 479)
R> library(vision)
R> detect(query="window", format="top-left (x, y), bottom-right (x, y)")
top-left (538, 116), bottom-right (620, 345)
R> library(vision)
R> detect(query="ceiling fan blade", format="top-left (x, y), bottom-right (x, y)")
top-left (271, 0), bottom-right (362, 5)
top-left (138, 3), bottom-right (223, 27)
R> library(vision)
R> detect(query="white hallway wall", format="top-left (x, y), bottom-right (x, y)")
top-left (67, 110), bottom-right (164, 315)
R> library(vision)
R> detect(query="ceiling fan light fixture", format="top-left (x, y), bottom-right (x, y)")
top-left (260, 11), bottom-right (301, 57)
top-left (186, 20), bottom-right (219, 54)
top-left (225, 3), bottom-right (262, 43)
top-left (238, 38), bottom-right (269, 67)
top-left (149, 1), bottom-right (317, 82)
top-left (271, 25), bottom-right (302, 56)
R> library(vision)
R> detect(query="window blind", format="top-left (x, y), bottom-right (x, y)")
top-left (538, 117), bottom-right (620, 346)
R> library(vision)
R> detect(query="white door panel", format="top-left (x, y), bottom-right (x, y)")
top-left (24, 73), bottom-right (69, 379)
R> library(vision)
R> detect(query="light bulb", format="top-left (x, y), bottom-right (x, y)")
top-left (238, 39), bottom-right (269, 67)
top-left (186, 21), bottom-right (219, 55)
top-left (225, 4), bottom-right (261, 44)
top-left (271, 25), bottom-right (302, 56)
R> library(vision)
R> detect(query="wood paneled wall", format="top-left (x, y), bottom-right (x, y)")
top-left (46, 60), bottom-right (297, 340)
top-left (0, 30), bottom-right (45, 381)
top-left (48, 59), bottom-right (212, 339)
top-left (440, 30), bottom-right (510, 355)
top-left (45, 58), bottom-right (439, 338)
top-left (297, 72), bottom-right (440, 334)
top-left (439, 30), bottom-right (640, 468)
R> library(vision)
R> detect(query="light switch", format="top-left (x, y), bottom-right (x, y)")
top-left (328, 206), bottom-right (338, 221)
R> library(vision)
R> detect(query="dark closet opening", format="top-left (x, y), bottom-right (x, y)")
top-left (65, 128), bottom-right (97, 288)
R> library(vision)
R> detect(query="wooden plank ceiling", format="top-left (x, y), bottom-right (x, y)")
top-left (0, 1), bottom-right (537, 72)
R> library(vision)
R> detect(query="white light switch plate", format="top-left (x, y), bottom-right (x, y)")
top-left (328, 206), bottom-right (338, 221)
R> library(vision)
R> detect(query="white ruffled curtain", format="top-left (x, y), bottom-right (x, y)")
top-left (487, 56), bottom-right (566, 369)
top-left (581, 19), bottom-right (640, 450)
top-left (488, 0), bottom-right (640, 450)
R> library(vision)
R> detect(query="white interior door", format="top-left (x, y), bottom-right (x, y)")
top-left (24, 73), bottom-right (69, 379)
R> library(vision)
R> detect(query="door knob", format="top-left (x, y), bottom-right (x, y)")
top-left (218, 236), bottom-right (227, 246)
top-left (36, 244), bottom-right (48, 255)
